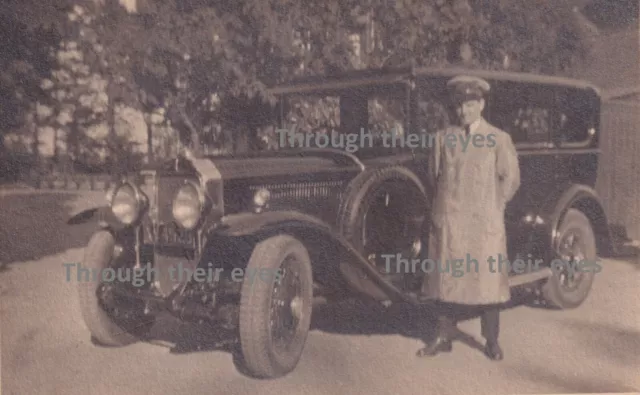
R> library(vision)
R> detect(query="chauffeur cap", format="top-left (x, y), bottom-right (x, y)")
top-left (447, 75), bottom-right (491, 102)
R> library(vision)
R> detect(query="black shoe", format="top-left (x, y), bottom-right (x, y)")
top-left (416, 336), bottom-right (453, 357)
top-left (484, 341), bottom-right (503, 361)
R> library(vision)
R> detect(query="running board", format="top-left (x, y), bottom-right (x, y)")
top-left (508, 268), bottom-right (553, 287)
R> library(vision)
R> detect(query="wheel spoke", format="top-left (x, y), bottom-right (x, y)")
top-left (269, 256), bottom-right (303, 349)
top-left (555, 229), bottom-right (589, 291)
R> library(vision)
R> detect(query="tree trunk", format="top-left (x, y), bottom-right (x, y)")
top-left (27, 111), bottom-right (40, 181)
top-left (53, 127), bottom-right (59, 164)
top-left (106, 80), bottom-right (117, 175)
top-left (146, 117), bottom-right (153, 164)
top-left (233, 127), bottom-right (249, 154)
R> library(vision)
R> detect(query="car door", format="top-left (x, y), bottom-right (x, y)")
top-left (485, 81), bottom-right (557, 258)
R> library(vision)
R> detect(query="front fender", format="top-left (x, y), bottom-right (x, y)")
top-left (66, 206), bottom-right (128, 233)
top-left (212, 211), bottom-right (413, 303)
top-left (536, 183), bottom-right (616, 258)
top-left (67, 207), bottom-right (101, 225)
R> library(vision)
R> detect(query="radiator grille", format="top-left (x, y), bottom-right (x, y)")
top-left (248, 181), bottom-right (345, 201)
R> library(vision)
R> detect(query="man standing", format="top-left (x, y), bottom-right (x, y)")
top-left (417, 75), bottom-right (521, 361)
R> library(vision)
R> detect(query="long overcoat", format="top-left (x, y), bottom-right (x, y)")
top-left (423, 118), bottom-right (521, 305)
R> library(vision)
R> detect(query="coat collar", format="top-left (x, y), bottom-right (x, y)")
top-left (467, 118), bottom-right (485, 134)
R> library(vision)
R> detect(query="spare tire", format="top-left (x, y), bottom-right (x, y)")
top-left (337, 165), bottom-right (430, 270)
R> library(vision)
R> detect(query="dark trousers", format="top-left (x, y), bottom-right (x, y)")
top-left (434, 301), bottom-right (500, 343)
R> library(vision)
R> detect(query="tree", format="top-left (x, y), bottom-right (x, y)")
top-left (0, 1), bottom-right (74, 180)
top-left (469, 0), bottom-right (596, 73)
top-left (0, 2), bottom-right (72, 134)
top-left (583, 0), bottom-right (639, 30)
top-left (72, 0), bottom-right (598, 158)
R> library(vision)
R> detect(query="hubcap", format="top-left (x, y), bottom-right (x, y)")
top-left (290, 296), bottom-right (303, 320)
top-left (556, 230), bottom-right (586, 290)
top-left (270, 256), bottom-right (302, 350)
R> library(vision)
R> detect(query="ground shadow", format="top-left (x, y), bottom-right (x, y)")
top-left (310, 292), bottom-right (531, 350)
top-left (0, 191), bottom-right (102, 265)
top-left (145, 316), bottom-right (234, 349)
top-left (140, 313), bottom-right (257, 375)
top-left (155, 290), bottom-right (534, 372)
top-left (613, 245), bottom-right (640, 264)
top-left (609, 223), bottom-right (640, 260)
top-left (77, 280), bottom-right (548, 382)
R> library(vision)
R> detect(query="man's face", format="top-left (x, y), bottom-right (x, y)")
top-left (455, 98), bottom-right (484, 126)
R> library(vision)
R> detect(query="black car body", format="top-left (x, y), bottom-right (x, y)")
top-left (69, 66), bottom-right (616, 379)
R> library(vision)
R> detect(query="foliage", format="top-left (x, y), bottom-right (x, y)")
top-left (53, 0), bottom-right (602, 154)
top-left (583, 0), bottom-right (639, 30)
top-left (469, 0), bottom-right (597, 73)
top-left (0, 1), bottom-right (72, 144)
top-left (1, 0), bottom-right (602, 163)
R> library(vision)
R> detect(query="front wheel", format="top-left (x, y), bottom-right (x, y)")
top-left (238, 235), bottom-right (313, 379)
top-left (77, 231), bottom-right (154, 346)
top-left (541, 209), bottom-right (597, 309)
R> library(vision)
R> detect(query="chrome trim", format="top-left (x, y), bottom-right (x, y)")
top-left (515, 141), bottom-right (555, 150)
top-left (557, 128), bottom-right (596, 149)
top-left (516, 148), bottom-right (601, 156)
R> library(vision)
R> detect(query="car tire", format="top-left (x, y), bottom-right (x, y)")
top-left (78, 231), bottom-right (154, 346)
top-left (338, 165), bottom-right (428, 259)
top-left (541, 209), bottom-right (597, 309)
top-left (238, 235), bottom-right (313, 379)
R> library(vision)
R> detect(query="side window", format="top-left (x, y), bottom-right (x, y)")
top-left (511, 107), bottom-right (552, 144)
top-left (285, 95), bottom-right (340, 134)
top-left (367, 89), bottom-right (408, 148)
top-left (416, 98), bottom-right (451, 135)
top-left (416, 79), bottom-right (452, 137)
top-left (275, 84), bottom-right (409, 152)
top-left (277, 94), bottom-right (340, 150)
top-left (488, 83), bottom-right (554, 147)
top-left (556, 88), bottom-right (596, 145)
top-left (340, 83), bottom-right (409, 150)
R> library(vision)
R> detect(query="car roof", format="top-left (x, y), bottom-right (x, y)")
top-left (267, 66), bottom-right (602, 96)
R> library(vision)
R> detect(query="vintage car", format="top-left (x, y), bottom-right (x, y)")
top-left (68, 66), bottom-right (616, 379)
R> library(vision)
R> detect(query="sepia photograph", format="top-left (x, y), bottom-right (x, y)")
top-left (1, 0), bottom-right (639, 394)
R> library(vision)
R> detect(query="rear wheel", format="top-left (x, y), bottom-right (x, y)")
top-left (541, 209), bottom-right (597, 309)
top-left (78, 231), bottom-right (154, 346)
top-left (238, 235), bottom-right (313, 379)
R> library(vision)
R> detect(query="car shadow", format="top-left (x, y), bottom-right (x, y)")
top-left (609, 223), bottom-right (640, 260)
top-left (310, 292), bottom-right (531, 351)
top-left (0, 191), bottom-right (104, 266)
top-left (152, 290), bottom-right (535, 377)
top-left (143, 313), bottom-right (257, 375)
top-left (149, 315), bottom-right (239, 353)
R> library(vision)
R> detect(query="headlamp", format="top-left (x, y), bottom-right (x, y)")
top-left (172, 181), bottom-right (204, 229)
top-left (253, 188), bottom-right (270, 212)
top-left (110, 182), bottom-right (146, 225)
